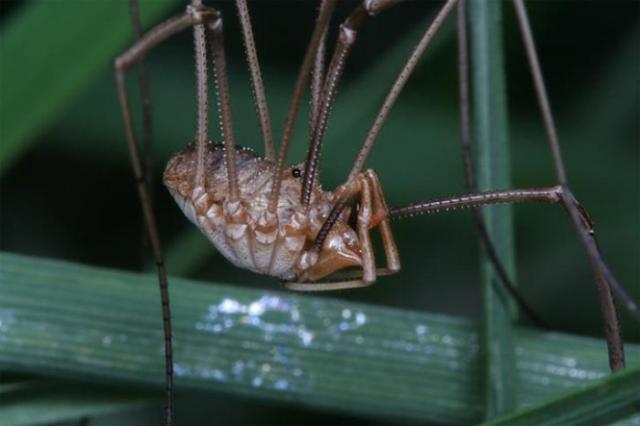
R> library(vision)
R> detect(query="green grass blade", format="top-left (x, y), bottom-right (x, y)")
top-left (483, 367), bottom-right (640, 426)
top-left (1, 252), bottom-right (639, 423)
top-left (0, 0), bottom-right (178, 170)
top-left (469, 0), bottom-right (517, 418)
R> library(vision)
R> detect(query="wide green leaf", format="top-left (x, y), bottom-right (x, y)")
top-left (1, 252), bottom-right (638, 424)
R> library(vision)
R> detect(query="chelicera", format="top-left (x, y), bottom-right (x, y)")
top-left (115, 0), bottom-right (638, 424)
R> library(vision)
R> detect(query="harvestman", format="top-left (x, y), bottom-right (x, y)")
top-left (114, 0), bottom-right (638, 423)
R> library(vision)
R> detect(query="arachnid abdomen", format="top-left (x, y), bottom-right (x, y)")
top-left (163, 143), bottom-right (362, 281)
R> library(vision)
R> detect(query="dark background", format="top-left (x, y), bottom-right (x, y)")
top-left (1, 1), bottom-right (638, 424)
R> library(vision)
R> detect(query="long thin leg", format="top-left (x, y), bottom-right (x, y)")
top-left (205, 13), bottom-right (240, 202)
top-left (128, 0), bottom-right (154, 191)
top-left (115, 12), bottom-right (203, 70)
top-left (193, 2), bottom-right (210, 193)
top-left (310, 27), bottom-right (327, 133)
top-left (286, 266), bottom-right (397, 292)
top-left (365, 170), bottom-right (401, 272)
top-left (388, 187), bottom-right (563, 219)
top-left (301, 0), bottom-right (407, 207)
top-left (235, 0), bottom-right (275, 160)
top-left (292, 186), bottom-right (571, 291)
top-left (286, 279), bottom-right (372, 291)
top-left (300, 13), bottom-right (360, 206)
top-left (298, 0), bottom-right (459, 264)
top-left (267, 0), bottom-right (337, 213)
top-left (356, 175), bottom-right (376, 283)
top-left (456, 0), bottom-right (547, 329)
top-left (348, 0), bottom-right (458, 181)
top-left (512, 0), bottom-right (631, 371)
top-left (114, 6), bottom-right (216, 425)
top-left (129, 0), bottom-right (156, 271)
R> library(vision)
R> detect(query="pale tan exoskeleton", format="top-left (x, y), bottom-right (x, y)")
top-left (115, 0), bottom-right (638, 424)
top-left (163, 142), bottom-right (400, 287)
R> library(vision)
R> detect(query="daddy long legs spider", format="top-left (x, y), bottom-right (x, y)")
top-left (110, 0), bottom-right (640, 423)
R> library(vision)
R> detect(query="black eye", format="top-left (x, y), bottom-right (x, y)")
top-left (291, 168), bottom-right (302, 178)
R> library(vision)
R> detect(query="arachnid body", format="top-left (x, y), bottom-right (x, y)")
top-left (113, 0), bottom-right (638, 424)
top-left (163, 142), bottom-right (399, 286)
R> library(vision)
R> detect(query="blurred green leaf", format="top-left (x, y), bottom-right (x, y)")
top-left (484, 367), bottom-right (640, 426)
top-left (1, 252), bottom-right (638, 423)
top-left (0, 0), bottom-right (179, 170)
top-left (470, 0), bottom-right (517, 417)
